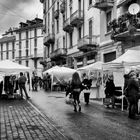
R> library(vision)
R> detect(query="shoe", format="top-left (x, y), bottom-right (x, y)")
top-left (74, 105), bottom-right (77, 112)
top-left (26, 96), bottom-right (30, 100)
top-left (79, 106), bottom-right (81, 112)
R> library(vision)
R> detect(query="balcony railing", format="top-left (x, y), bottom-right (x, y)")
top-left (50, 48), bottom-right (67, 60)
top-left (70, 10), bottom-right (84, 27)
top-left (110, 12), bottom-right (140, 41)
top-left (94, 0), bottom-right (114, 11)
top-left (77, 35), bottom-right (98, 52)
top-left (63, 18), bottom-right (74, 33)
top-left (60, 1), bottom-right (65, 13)
top-left (43, 33), bottom-right (55, 46)
top-left (54, 9), bottom-right (59, 19)
top-left (117, 0), bottom-right (132, 8)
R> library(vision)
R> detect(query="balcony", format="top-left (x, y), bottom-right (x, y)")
top-left (63, 18), bottom-right (74, 33)
top-left (54, 9), bottom-right (59, 19)
top-left (50, 48), bottom-right (67, 60)
top-left (70, 10), bottom-right (84, 27)
top-left (77, 35), bottom-right (98, 52)
top-left (110, 12), bottom-right (140, 41)
top-left (43, 33), bottom-right (55, 46)
top-left (94, 0), bottom-right (114, 11)
top-left (60, 1), bottom-right (65, 13)
top-left (31, 53), bottom-right (43, 60)
top-left (117, 0), bottom-right (132, 8)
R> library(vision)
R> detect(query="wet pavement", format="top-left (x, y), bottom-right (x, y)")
top-left (28, 89), bottom-right (140, 140)
top-left (0, 99), bottom-right (68, 140)
top-left (1, 89), bottom-right (140, 140)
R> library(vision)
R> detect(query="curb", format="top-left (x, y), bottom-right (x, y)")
top-left (27, 100), bottom-right (69, 140)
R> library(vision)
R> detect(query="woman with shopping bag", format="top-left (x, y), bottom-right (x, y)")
top-left (71, 72), bottom-right (82, 112)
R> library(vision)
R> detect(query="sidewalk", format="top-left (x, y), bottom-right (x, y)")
top-left (0, 98), bottom-right (68, 140)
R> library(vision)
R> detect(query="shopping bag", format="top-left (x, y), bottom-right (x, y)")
top-left (103, 98), bottom-right (112, 105)
top-left (65, 93), bottom-right (74, 105)
top-left (83, 89), bottom-right (90, 94)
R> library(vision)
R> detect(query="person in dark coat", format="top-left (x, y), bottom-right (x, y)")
top-left (127, 71), bottom-right (140, 119)
top-left (105, 75), bottom-right (115, 108)
top-left (82, 73), bottom-right (92, 105)
top-left (71, 72), bottom-right (82, 112)
top-left (0, 80), bottom-right (3, 98)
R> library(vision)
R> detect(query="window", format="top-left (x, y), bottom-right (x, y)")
top-left (69, 32), bottom-right (73, 48)
top-left (26, 60), bottom-right (29, 67)
top-left (1, 44), bottom-right (3, 60)
top-left (48, 46), bottom-right (50, 58)
top-left (19, 32), bottom-right (21, 40)
top-left (34, 60), bottom-right (37, 69)
top-left (19, 61), bottom-right (22, 64)
top-left (106, 11), bottom-right (111, 32)
top-left (78, 27), bottom-right (82, 40)
top-left (34, 38), bottom-right (37, 47)
top-left (34, 48), bottom-right (37, 57)
top-left (26, 49), bottom-right (28, 57)
top-left (34, 28), bottom-right (37, 37)
top-left (6, 43), bottom-right (9, 59)
top-left (63, 36), bottom-right (65, 48)
top-left (26, 31), bottom-right (28, 39)
top-left (57, 1), bottom-right (59, 10)
top-left (12, 42), bottom-right (15, 59)
top-left (19, 50), bottom-right (22, 58)
top-left (104, 51), bottom-right (116, 62)
top-left (57, 19), bottom-right (59, 33)
top-left (89, 0), bottom-right (92, 6)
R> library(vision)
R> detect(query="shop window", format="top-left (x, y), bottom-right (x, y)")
top-left (104, 51), bottom-right (116, 62)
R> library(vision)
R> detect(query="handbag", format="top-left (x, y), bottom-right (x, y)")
top-left (83, 89), bottom-right (90, 94)
top-left (73, 88), bottom-right (81, 92)
top-left (103, 98), bottom-right (112, 105)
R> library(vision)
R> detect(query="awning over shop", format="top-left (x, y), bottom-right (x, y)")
top-left (103, 50), bottom-right (140, 71)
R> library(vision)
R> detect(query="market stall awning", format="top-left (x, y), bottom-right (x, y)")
top-left (103, 50), bottom-right (140, 70)
top-left (77, 61), bottom-right (103, 71)
top-left (0, 59), bottom-right (31, 74)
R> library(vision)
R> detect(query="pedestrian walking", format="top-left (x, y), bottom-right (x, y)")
top-left (18, 72), bottom-right (30, 99)
top-left (104, 75), bottom-right (115, 108)
top-left (127, 71), bottom-right (140, 119)
top-left (82, 73), bottom-right (92, 105)
top-left (71, 72), bottom-right (82, 112)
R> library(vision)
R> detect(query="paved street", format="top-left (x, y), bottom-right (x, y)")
top-left (1, 89), bottom-right (140, 140)
top-left (0, 98), bottom-right (67, 140)
top-left (29, 89), bottom-right (140, 140)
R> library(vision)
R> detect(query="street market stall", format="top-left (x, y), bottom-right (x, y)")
top-left (77, 61), bottom-right (104, 99)
top-left (0, 60), bottom-right (31, 98)
top-left (103, 50), bottom-right (140, 110)
top-left (43, 66), bottom-right (76, 91)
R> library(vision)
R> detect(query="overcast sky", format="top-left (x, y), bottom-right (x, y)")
top-left (0, 0), bottom-right (43, 37)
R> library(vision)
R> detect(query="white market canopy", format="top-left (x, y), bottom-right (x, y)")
top-left (0, 59), bottom-right (31, 74)
top-left (103, 50), bottom-right (140, 70)
top-left (43, 65), bottom-right (76, 83)
top-left (77, 61), bottom-right (103, 72)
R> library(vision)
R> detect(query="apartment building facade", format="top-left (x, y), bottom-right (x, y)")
top-left (0, 18), bottom-right (44, 74)
top-left (40, 0), bottom-right (100, 69)
top-left (96, 0), bottom-right (140, 63)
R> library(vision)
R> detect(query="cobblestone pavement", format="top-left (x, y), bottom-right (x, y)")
top-left (0, 99), bottom-right (68, 140)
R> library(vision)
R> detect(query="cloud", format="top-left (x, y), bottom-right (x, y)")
top-left (0, 0), bottom-right (42, 36)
